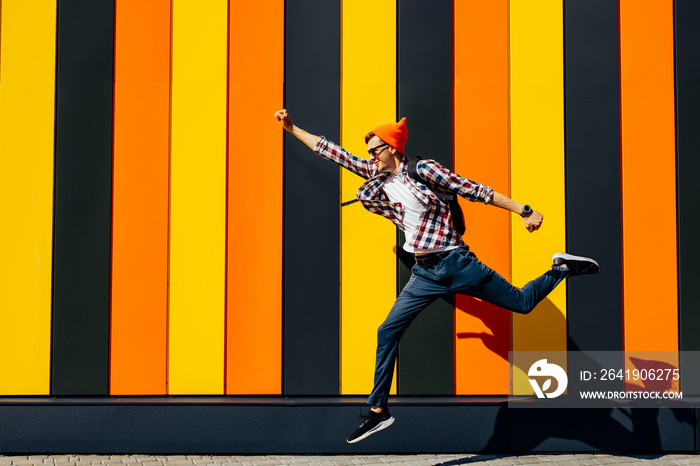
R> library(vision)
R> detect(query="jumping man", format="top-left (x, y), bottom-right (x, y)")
top-left (274, 109), bottom-right (599, 444)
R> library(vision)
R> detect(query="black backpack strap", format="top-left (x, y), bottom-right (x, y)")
top-left (406, 157), bottom-right (421, 182)
top-left (406, 157), bottom-right (454, 201)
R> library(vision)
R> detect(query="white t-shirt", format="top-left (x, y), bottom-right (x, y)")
top-left (381, 174), bottom-right (458, 254)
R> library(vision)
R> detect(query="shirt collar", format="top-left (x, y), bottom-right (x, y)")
top-left (397, 156), bottom-right (408, 179)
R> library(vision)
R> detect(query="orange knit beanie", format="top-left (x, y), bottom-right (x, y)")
top-left (371, 117), bottom-right (408, 154)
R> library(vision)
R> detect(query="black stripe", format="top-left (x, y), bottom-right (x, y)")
top-left (563, 0), bottom-right (623, 354)
top-left (675, 0), bottom-right (700, 394)
top-left (341, 199), bottom-right (360, 207)
top-left (396, 0), bottom-right (454, 395)
top-left (51, 0), bottom-right (114, 395)
top-left (283, 0), bottom-right (341, 395)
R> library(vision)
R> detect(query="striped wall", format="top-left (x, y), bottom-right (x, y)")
top-left (111, 0), bottom-right (170, 396)
top-left (0, 0), bottom-right (56, 395)
top-left (340, 0), bottom-right (398, 396)
top-left (51, 0), bottom-right (114, 395)
top-left (283, 0), bottom-right (341, 396)
top-left (396, 0), bottom-right (455, 396)
top-left (453, 0), bottom-right (511, 394)
top-left (0, 0), bottom-right (696, 396)
top-left (227, 0), bottom-right (285, 396)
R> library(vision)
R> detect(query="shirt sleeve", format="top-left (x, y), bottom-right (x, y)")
top-left (417, 159), bottom-right (494, 204)
top-left (313, 136), bottom-right (377, 180)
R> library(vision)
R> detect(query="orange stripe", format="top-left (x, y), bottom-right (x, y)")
top-left (619, 0), bottom-right (678, 352)
top-left (226, 0), bottom-right (284, 394)
top-left (110, 0), bottom-right (171, 394)
top-left (453, 0), bottom-right (511, 395)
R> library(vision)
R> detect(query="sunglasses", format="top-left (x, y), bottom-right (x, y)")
top-left (367, 142), bottom-right (388, 156)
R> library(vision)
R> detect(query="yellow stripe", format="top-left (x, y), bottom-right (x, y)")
top-left (340, 0), bottom-right (397, 395)
top-left (169, 0), bottom-right (227, 394)
top-left (509, 0), bottom-right (567, 364)
top-left (0, 0), bottom-right (56, 395)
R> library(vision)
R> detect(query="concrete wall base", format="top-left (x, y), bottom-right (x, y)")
top-left (0, 397), bottom-right (695, 454)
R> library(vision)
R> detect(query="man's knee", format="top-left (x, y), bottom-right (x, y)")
top-left (501, 300), bottom-right (535, 315)
top-left (377, 323), bottom-right (392, 343)
top-left (377, 322), bottom-right (403, 346)
top-left (512, 304), bottom-right (535, 315)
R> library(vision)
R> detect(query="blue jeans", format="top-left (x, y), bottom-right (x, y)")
top-left (367, 246), bottom-right (569, 408)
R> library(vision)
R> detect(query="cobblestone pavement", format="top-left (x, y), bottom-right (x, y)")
top-left (1, 454), bottom-right (700, 466)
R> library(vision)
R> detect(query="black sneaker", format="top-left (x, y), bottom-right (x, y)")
top-left (346, 410), bottom-right (395, 444)
top-left (552, 253), bottom-right (600, 276)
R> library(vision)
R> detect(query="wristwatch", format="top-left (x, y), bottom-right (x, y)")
top-left (520, 205), bottom-right (533, 217)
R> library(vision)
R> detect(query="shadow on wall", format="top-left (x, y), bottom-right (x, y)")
top-left (456, 295), bottom-right (567, 360)
top-left (397, 249), bottom-right (694, 452)
top-left (484, 393), bottom-right (693, 452)
top-left (456, 295), bottom-right (692, 452)
top-left (457, 292), bottom-right (695, 452)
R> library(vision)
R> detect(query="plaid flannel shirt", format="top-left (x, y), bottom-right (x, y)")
top-left (314, 136), bottom-right (494, 251)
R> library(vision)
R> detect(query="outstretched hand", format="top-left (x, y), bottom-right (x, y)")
top-left (273, 109), bottom-right (321, 150)
top-left (274, 109), bottom-right (293, 132)
top-left (524, 210), bottom-right (543, 233)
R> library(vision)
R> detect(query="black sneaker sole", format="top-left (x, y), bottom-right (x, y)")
top-left (346, 417), bottom-right (395, 444)
top-left (552, 253), bottom-right (600, 276)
